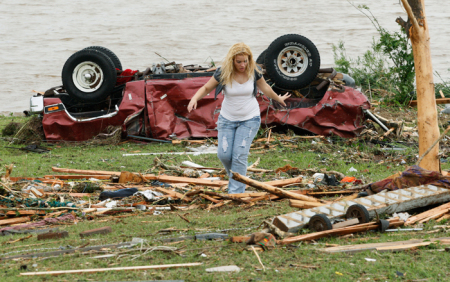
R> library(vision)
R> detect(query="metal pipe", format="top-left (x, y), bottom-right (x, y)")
top-left (363, 109), bottom-right (390, 132)
top-left (127, 135), bottom-right (172, 143)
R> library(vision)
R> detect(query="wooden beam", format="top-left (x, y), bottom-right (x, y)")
top-left (278, 219), bottom-right (404, 245)
top-left (52, 167), bottom-right (121, 176)
top-left (0, 216), bottom-right (31, 226)
top-left (321, 236), bottom-right (450, 253)
top-left (232, 172), bottom-right (320, 203)
top-left (409, 98), bottom-right (450, 107)
top-left (20, 263), bottom-right (203, 276)
top-left (79, 226), bottom-right (112, 238)
top-left (289, 199), bottom-right (325, 209)
top-left (153, 187), bottom-right (192, 202)
top-left (44, 175), bottom-right (111, 180)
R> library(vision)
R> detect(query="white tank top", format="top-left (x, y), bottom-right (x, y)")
top-left (220, 78), bottom-right (260, 121)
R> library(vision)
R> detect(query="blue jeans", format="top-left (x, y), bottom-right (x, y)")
top-left (217, 115), bottom-right (261, 194)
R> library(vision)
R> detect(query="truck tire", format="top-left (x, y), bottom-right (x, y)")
top-left (83, 46), bottom-right (122, 70)
top-left (264, 34), bottom-right (320, 90)
top-left (256, 49), bottom-right (266, 65)
top-left (62, 49), bottom-right (117, 102)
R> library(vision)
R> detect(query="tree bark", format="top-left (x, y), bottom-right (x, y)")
top-left (400, 0), bottom-right (439, 171)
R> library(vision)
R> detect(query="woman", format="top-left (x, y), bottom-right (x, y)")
top-left (187, 43), bottom-right (291, 194)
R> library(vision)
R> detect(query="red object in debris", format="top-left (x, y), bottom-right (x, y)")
top-left (41, 77), bottom-right (370, 141)
top-left (116, 69), bottom-right (139, 85)
top-left (341, 176), bottom-right (356, 183)
top-left (42, 81), bottom-right (146, 141)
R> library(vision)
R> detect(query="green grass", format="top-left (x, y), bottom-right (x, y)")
top-left (1, 113), bottom-right (450, 281)
top-left (0, 203), bottom-right (449, 281)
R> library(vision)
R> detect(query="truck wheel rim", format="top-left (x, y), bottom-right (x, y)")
top-left (277, 46), bottom-right (308, 77)
top-left (72, 61), bottom-right (104, 93)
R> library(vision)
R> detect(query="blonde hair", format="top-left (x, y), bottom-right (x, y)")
top-left (219, 42), bottom-right (261, 87)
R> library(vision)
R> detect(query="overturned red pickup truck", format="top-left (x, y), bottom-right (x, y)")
top-left (29, 34), bottom-right (370, 141)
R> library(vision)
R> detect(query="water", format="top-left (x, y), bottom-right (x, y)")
top-left (1, 0), bottom-right (449, 114)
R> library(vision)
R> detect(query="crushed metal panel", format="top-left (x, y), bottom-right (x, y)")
top-left (273, 185), bottom-right (450, 233)
top-left (42, 78), bottom-right (370, 141)
top-left (145, 77), bottom-right (222, 140)
top-left (42, 81), bottom-right (146, 141)
top-left (259, 87), bottom-right (370, 138)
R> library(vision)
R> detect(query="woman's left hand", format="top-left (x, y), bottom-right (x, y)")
top-left (277, 92), bottom-right (291, 107)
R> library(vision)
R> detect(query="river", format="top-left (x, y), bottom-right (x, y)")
top-left (1, 0), bottom-right (449, 114)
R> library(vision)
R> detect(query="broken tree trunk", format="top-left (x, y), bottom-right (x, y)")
top-left (399, 0), bottom-right (439, 171)
top-left (231, 171), bottom-right (321, 203)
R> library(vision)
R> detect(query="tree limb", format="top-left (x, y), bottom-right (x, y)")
top-left (400, 0), bottom-right (420, 35)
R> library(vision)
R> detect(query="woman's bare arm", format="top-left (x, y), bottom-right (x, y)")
top-left (256, 77), bottom-right (291, 106)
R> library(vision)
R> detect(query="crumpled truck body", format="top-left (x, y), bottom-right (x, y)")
top-left (42, 77), bottom-right (370, 141)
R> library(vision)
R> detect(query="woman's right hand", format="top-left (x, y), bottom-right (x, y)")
top-left (187, 99), bottom-right (197, 112)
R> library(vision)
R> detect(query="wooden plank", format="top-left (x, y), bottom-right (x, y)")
top-left (306, 190), bottom-right (354, 196)
top-left (43, 193), bottom-right (91, 198)
top-left (44, 175), bottom-right (111, 180)
top-left (232, 172), bottom-right (320, 203)
top-left (279, 219), bottom-right (404, 245)
top-left (0, 217), bottom-right (31, 226)
top-left (5, 210), bottom-right (45, 216)
top-left (153, 187), bottom-right (192, 202)
top-left (289, 199), bottom-right (325, 209)
top-left (230, 236), bottom-right (251, 243)
top-left (226, 192), bottom-right (267, 198)
top-left (321, 237), bottom-right (450, 253)
top-left (79, 226), bottom-right (112, 238)
top-left (265, 177), bottom-right (302, 187)
top-left (44, 210), bottom-right (68, 219)
top-left (20, 262), bottom-right (203, 276)
top-left (37, 231), bottom-right (69, 241)
top-left (200, 194), bottom-right (221, 204)
top-left (409, 98), bottom-right (450, 107)
top-left (406, 202), bottom-right (450, 225)
top-left (52, 167), bottom-right (122, 176)
top-left (332, 218), bottom-right (360, 229)
top-left (147, 175), bottom-right (228, 187)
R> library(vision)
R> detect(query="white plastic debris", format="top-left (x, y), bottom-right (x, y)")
top-left (206, 265), bottom-right (241, 272)
top-left (186, 145), bottom-right (218, 154)
top-left (202, 177), bottom-right (222, 181)
top-left (88, 178), bottom-right (101, 182)
top-left (200, 253), bottom-right (207, 257)
top-left (392, 212), bottom-right (411, 222)
top-left (182, 161), bottom-right (215, 173)
top-left (105, 200), bottom-right (118, 208)
top-left (312, 173), bottom-right (325, 183)
top-left (365, 258), bottom-right (376, 262)
top-left (135, 190), bottom-right (164, 201)
top-left (348, 167), bottom-right (358, 172)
